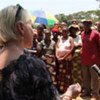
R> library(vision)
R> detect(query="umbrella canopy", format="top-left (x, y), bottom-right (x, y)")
top-left (32, 10), bottom-right (59, 26)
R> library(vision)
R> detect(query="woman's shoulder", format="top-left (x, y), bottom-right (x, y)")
top-left (17, 55), bottom-right (50, 76)
top-left (0, 55), bottom-right (59, 100)
top-left (68, 36), bottom-right (74, 41)
top-left (2, 54), bottom-right (50, 81)
top-left (2, 54), bottom-right (52, 88)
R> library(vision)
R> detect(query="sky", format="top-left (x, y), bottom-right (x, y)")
top-left (0, 0), bottom-right (99, 15)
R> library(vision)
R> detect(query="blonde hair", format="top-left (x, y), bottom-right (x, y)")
top-left (0, 5), bottom-right (32, 46)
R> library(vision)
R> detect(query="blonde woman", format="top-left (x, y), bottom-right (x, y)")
top-left (0, 4), bottom-right (81, 100)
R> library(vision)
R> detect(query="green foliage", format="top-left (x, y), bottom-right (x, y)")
top-left (55, 10), bottom-right (100, 26)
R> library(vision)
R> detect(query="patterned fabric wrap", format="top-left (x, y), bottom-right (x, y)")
top-left (72, 51), bottom-right (82, 85)
top-left (43, 55), bottom-right (57, 86)
top-left (57, 60), bottom-right (73, 94)
top-left (39, 39), bottom-right (57, 87)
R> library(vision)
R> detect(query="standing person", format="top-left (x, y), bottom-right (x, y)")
top-left (36, 24), bottom-right (44, 42)
top-left (51, 22), bottom-right (61, 42)
top-left (51, 22), bottom-right (61, 89)
top-left (38, 29), bottom-right (57, 87)
top-left (69, 25), bottom-right (82, 85)
top-left (78, 23), bottom-right (84, 35)
top-left (80, 20), bottom-right (100, 100)
top-left (30, 30), bottom-right (38, 56)
top-left (56, 27), bottom-right (74, 94)
top-left (95, 21), bottom-right (100, 32)
top-left (71, 19), bottom-right (78, 25)
top-left (0, 4), bottom-right (81, 100)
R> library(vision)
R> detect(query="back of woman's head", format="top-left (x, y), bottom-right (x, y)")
top-left (0, 4), bottom-right (32, 46)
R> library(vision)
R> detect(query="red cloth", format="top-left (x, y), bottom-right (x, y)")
top-left (51, 25), bottom-right (60, 33)
top-left (81, 30), bottom-right (100, 66)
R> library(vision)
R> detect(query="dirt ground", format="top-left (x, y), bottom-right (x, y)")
top-left (73, 96), bottom-right (91, 100)
top-left (73, 95), bottom-right (100, 100)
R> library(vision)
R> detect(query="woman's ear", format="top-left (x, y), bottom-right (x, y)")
top-left (15, 21), bottom-right (25, 36)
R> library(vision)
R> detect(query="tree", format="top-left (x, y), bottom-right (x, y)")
top-left (55, 10), bottom-right (100, 26)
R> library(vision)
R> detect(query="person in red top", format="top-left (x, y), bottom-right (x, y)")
top-left (80, 20), bottom-right (100, 100)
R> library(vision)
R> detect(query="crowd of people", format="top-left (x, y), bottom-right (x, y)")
top-left (28, 18), bottom-right (100, 100)
top-left (0, 4), bottom-right (100, 100)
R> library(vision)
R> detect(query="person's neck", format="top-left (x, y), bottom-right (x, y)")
top-left (45, 38), bottom-right (51, 42)
top-left (70, 34), bottom-right (77, 38)
top-left (62, 36), bottom-right (68, 40)
top-left (0, 42), bottom-right (24, 70)
top-left (5, 42), bottom-right (23, 52)
top-left (85, 29), bottom-right (92, 34)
